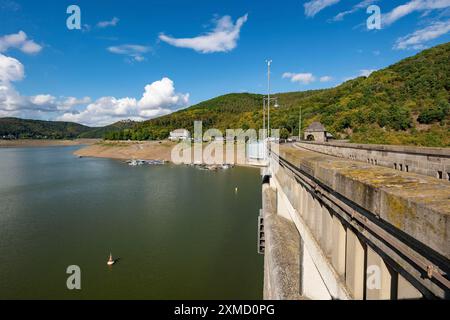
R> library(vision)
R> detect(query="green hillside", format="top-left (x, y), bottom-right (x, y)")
top-left (0, 118), bottom-right (91, 139)
top-left (109, 42), bottom-right (449, 147)
top-left (0, 118), bottom-right (136, 139)
top-left (78, 120), bottom-right (136, 138)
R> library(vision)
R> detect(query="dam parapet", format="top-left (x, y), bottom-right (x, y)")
top-left (295, 141), bottom-right (450, 180)
top-left (262, 143), bottom-right (450, 300)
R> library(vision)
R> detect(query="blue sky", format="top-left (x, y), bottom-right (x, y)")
top-left (0, 0), bottom-right (449, 126)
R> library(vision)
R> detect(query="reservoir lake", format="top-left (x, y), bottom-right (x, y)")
top-left (0, 146), bottom-right (263, 299)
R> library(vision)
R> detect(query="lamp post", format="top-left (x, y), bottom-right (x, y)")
top-left (264, 60), bottom-right (278, 140)
top-left (299, 105), bottom-right (302, 141)
top-left (264, 97), bottom-right (278, 138)
top-left (267, 60), bottom-right (271, 138)
top-left (262, 60), bottom-right (279, 162)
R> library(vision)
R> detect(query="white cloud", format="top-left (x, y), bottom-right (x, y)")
top-left (58, 97), bottom-right (92, 111)
top-left (30, 94), bottom-right (55, 106)
top-left (394, 20), bottom-right (450, 49)
top-left (58, 78), bottom-right (189, 126)
top-left (159, 14), bottom-right (248, 53)
top-left (82, 24), bottom-right (91, 33)
top-left (282, 72), bottom-right (316, 84)
top-left (0, 53), bottom-right (24, 83)
top-left (0, 84), bottom-right (25, 112)
top-left (0, 1), bottom-right (20, 12)
top-left (26, 95), bottom-right (91, 112)
top-left (320, 76), bottom-right (333, 82)
top-left (0, 31), bottom-right (42, 54)
top-left (107, 44), bottom-right (151, 62)
top-left (97, 17), bottom-right (120, 28)
top-left (0, 53), bottom-right (188, 125)
top-left (332, 0), bottom-right (379, 21)
top-left (0, 54), bottom-right (26, 113)
top-left (304, 0), bottom-right (340, 17)
top-left (384, 0), bottom-right (450, 26)
top-left (0, 54), bottom-right (90, 117)
top-left (138, 78), bottom-right (189, 109)
top-left (343, 69), bottom-right (377, 81)
top-left (359, 69), bottom-right (376, 77)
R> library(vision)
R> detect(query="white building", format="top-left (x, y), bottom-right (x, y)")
top-left (169, 129), bottom-right (190, 141)
top-left (247, 141), bottom-right (266, 160)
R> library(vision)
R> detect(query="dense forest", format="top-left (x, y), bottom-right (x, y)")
top-left (0, 118), bottom-right (135, 139)
top-left (106, 42), bottom-right (450, 147)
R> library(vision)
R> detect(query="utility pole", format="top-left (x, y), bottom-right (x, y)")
top-left (263, 98), bottom-right (266, 141)
top-left (299, 105), bottom-right (302, 141)
top-left (266, 60), bottom-right (272, 139)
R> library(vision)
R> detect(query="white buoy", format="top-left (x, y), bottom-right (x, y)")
top-left (235, 187), bottom-right (238, 193)
top-left (107, 253), bottom-right (115, 266)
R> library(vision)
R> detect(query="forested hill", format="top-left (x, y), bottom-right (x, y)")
top-left (0, 118), bottom-right (135, 139)
top-left (0, 118), bottom-right (91, 139)
top-left (110, 42), bottom-right (449, 147)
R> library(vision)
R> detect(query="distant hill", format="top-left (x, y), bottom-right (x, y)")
top-left (78, 120), bottom-right (137, 138)
top-left (0, 118), bottom-right (136, 139)
top-left (0, 118), bottom-right (91, 139)
top-left (109, 42), bottom-right (449, 147)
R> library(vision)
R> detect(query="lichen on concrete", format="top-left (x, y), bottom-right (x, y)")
top-left (276, 144), bottom-right (450, 259)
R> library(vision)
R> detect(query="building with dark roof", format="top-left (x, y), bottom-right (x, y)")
top-left (304, 122), bottom-right (329, 142)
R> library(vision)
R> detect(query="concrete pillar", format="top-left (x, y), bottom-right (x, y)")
top-left (300, 185), bottom-right (307, 218)
top-left (294, 182), bottom-right (302, 215)
top-left (331, 215), bottom-right (346, 278)
top-left (313, 199), bottom-right (323, 245)
top-left (306, 191), bottom-right (315, 229)
top-left (321, 206), bottom-right (333, 259)
top-left (397, 275), bottom-right (423, 300)
top-left (366, 246), bottom-right (391, 300)
top-left (301, 242), bottom-right (332, 300)
top-left (277, 188), bottom-right (291, 221)
top-left (302, 189), bottom-right (309, 224)
top-left (346, 228), bottom-right (366, 300)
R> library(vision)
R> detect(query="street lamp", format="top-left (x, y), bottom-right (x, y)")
top-left (263, 96), bottom-right (278, 139)
top-left (264, 60), bottom-right (278, 141)
top-left (299, 105), bottom-right (302, 141)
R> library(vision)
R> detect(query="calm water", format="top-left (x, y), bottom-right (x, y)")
top-left (0, 146), bottom-right (263, 299)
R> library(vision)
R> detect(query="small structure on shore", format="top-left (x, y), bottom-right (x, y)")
top-left (127, 159), bottom-right (165, 166)
top-left (169, 129), bottom-right (190, 142)
top-left (304, 122), bottom-right (331, 142)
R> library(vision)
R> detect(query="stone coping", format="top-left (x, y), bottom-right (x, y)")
top-left (276, 144), bottom-right (450, 260)
top-left (296, 141), bottom-right (450, 158)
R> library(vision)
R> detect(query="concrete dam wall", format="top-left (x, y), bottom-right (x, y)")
top-left (261, 143), bottom-right (450, 300)
top-left (295, 141), bottom-right (450, 181)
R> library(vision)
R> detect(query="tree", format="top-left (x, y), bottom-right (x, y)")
top-left (280, 128), bottom-right (289, 140)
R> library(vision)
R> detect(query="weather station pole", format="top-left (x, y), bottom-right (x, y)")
top-left (299, 105), bottom-right (302, 141)
top-left (263, 97), bottom-right (266, 141)
top-left (266, 60), bottom-right (272, 139)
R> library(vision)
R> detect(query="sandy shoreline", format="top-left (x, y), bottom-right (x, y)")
top-left (74, 140), bottom-right (264, 168)
top-left (0, 139), bottom-right (100, 148)
top-left (0, 139), bottom-right (264, 168)
top-left (74, 140), bottom-right (176, 161)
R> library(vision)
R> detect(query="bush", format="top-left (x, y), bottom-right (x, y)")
top-left (417, 101), bottom-right (449, 124)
